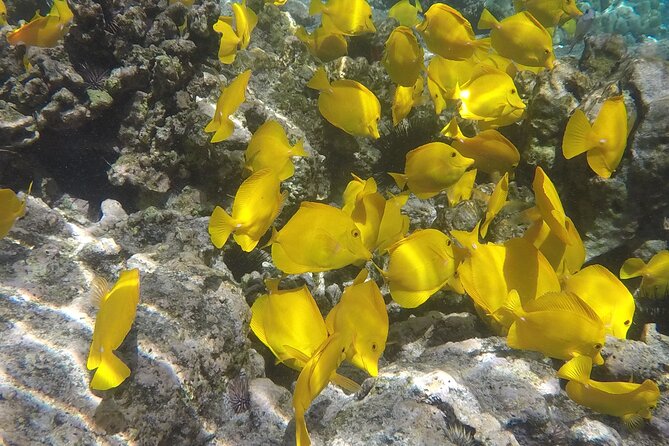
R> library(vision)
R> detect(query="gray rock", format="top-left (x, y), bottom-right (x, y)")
top-left (0, 100), bottom-right (39, 149)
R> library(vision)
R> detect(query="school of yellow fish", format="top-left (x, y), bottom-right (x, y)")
top-left (0, 0), bottom-right (665, 444)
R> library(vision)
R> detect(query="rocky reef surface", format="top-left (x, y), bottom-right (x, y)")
top-left (1, 0), bottom-right (669, 445)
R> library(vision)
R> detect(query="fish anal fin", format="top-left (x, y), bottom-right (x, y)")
top-left (283, 344), bottom-right (311, 364)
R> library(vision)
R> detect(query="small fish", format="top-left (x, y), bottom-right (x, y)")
top-left (522, 215), bottom-right (585, 277)
top-left (204, 69), bottom-right (252, 143)
top-left (478, 9), bottom-right (556, 70)
top-left (208, 169), bottom-right (285, 252)
top-left (381, 229), bottom-right (458, 308)
top-left (454, 65), bottom-right (526, 124)
top-left (564, 265), bottom-right (635, 339)
top-left (244, 120), bottom-right (307, 180)
top-left (426, 56), bottom-right (475, 114)
top-left (325, 269), bottom-right (388, 377)
top-left (307, 67), bottom-right (381, 139)
top-left (620, 250), bottom-right (669, 298)
top-left (513, 0), bottom-right (583, 29)
top-left (342, 174), bottom-right (384, 252)
top-left (376, 193), bottom-right (410, 252)
top-left (309, 0), bottom-right (376, 36)
top-left (87, 269), bottom-right (141, 391)
top-left (499, 290), bottom-right (606, 364)
top-left (213, 16), bottom-right (241, 64)
top-left (270, 202), bottom-right (372, 274)
top-left (389, 142), bottom-right (474, 199)
top-left (445, 168), bottom-right (477, 207)
top-left (295, 24), bottom-right (348, 62)
top-left (0, 0), bottom-right (7, 26)
top-left (562, 96), bottom-right (628, 179)
top-left (557, 356), bottom-right (660, 429)
top-left (382, 26), bottom-right (424, 87)
top-left (7, 0), bottom-right (74, 48)
top-left (0, 184), bottom-right (30, 238)
top-left (391, 76), bottom-right (424, 126)
top-left (531, 166), bottom-right (570, 244)
top-left (232, 0), bottom-right (257, 50)
top-left (568, 7), bottom-right (595, 52)
top-left (441, 117), bottom-right (520, 176)
top-left (416, 4), bottom-right (490, 61)
top-left (480, 173), bottom-right (509, 238)
top-left (388, 0), bottom-right (422, 27)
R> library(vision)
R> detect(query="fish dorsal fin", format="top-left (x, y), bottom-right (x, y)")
top-left (520, 11), bottom-right (549, 35)
top-left (557, 355), bottom-right (592, 384)
top-left (353, 268), bottom-right (368, 285)
top-left (526, 292), bottom-right (601, 323)
top-left (436, 4), bottom-right (474, 37)
top-left (480, 129), bottom-right (513, 145)
top-left (90, 276), bottom-right (110, 306)
top-left (234, 168), bottom-right (276, 209)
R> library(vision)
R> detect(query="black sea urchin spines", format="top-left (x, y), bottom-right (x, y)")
top-left (78, 62), bottom-right (111, 90)
top-left (227, 373), bottom-right (251, 414)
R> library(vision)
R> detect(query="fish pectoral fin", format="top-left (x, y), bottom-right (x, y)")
top-left (330, 373), bottom-right (361, 393)
top-left (622, 413), bottom-right (644, 430)
top-left (283, 344), bottom-right (311, 364)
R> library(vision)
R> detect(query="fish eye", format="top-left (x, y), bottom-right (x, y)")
top-left (372, 342), bottom-right (377, 351)
top-left (446, 240), bottom-right (451, 246)
top-left (341, 347), bottom-right (346, 353)
top-left (594, 343), bottom-right (603, 350)
top-left (450, 152), bottom-right (456, 157)
top-left (624, 320), bottom-right (631, 326)
top-left (510, 89), bottom-right (516, 94)
top-left (544, 49), bottom-right (550, 54)
top-left (351, 229), bottom-right (360, 238)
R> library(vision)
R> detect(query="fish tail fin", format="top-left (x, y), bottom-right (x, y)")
top-left (556, 355), bottom-right (592, 384)
top-left (441, 117), bottom-right (465, 139)
top-left (90, 350), bottom-right (131, 391)
top-left (619, 258), bottom-right (647, 279)
top-left (415, 0), bottom-right (423, 13)
top-left (306, 66), bottom-right (330, 91)
top-left (562, 110), bottom-right (592, 159)
top-left (291, 139), bottom-right (308, 157)
top-left (388, 172), bottom-right (408, 190)
top-left (452, 82), bottom-right (462, 101)
top-left (261, 226), bottom-right (279, 249)
top-left (295, 411), bottom-right (311, 446)
top-left (210, 119), bottom-right (235, 143)
top-left (477, 8), bottom-right (498, 30)
top-left (295, 26), bottom-right (309, 43)
top-left (208, 206), bottom-right (236, 249)
top-left (309, 0), bottom-right (324, 16)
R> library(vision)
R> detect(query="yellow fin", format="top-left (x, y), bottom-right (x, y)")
top-left (557, 356), bottom-right (592, 384)
top-left (90, 276), bottom-right (110, 306)
top-left (622, 413), bottom-right (644, 430)
top-left (477, 8), bottom-right (498, 30)
top-left (330, 373), bottom-right (361, 393)
top-left (441, 117), bottom-right (465, 140)
top-left (388, 172), bottom-right (407, 190)
top-left (306, 66), bottom-right (330, 91)
top-left (208, 206), bottom-right (235, 249)
top-left (619, 257), bottom-right (646, 279)
top-left (90, 350), bottom-right (131, 391)
top-left (562, 109), bottom-right (592, 159)
top-left (309, 0), bottom-right (324, 15)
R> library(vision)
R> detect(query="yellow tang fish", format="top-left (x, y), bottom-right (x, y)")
top-left (381, 229), bottom-right (458, 308)
top-left (426, 56), bottom-right (475, 115)
top-left (562, 96), bottom-right (628, 179)
top-left (270, 202), bottom-right (372, 274)
top-left (209, 168), bottom-right (284, 252)
top-left (0, 0), bottom-right (7, 26)
top-left (204, 69), bottom-right (251, 143)
top-left (388, 0), bottom-right (422, 27)
top-left (442, 118), bottom-right (520, 176)
top-left (522, 215), bottom-right (584, 277)
top-left (564, 265), bottom-right (635, 339)
top-left (0, 184), bottom-right (30, 238)
top-left (477, 53), bottom-right (519, 78)
top-left (307, 67), bottom-right (381, 139)
top-left (213, 16), bottom-right (240, 64)
top-left (513, 0), bottom-right (582, 29)
top-left (389, 142), bottom-right (474, 199)
top-left (392, 76), bottom-right (423, 126)
top-left (620, 250), bottom-right (669, 298)
top-left (382, 26), bottom-right (424, 87)
top-left (232, 0), bottom-right (257, 50)
top-left (557, 356), bottom-right (660, 429)
top-left (416, 4), bottom-right (490, 61)
top-left (445, 168), bottom-right (477, 207)
top-left (478, 107), bottom-right (526, 130)
top-left (325, 269), bottom-right (388, 377)
top-left (7, 0), bottom-right (73, 48)
top-left (376, 193), bottom-right (410, 252)
top-left (342, 174), bottom-right (385, 252)
top-left (478, 9), bottom-right (556, 70)
top-left (294, 331), bottom-right (352, 446)
top-left (480, 173), bottom-right (509, 238)
top-left (458, 238), bottom-right (560, 323)
top-left (295, 23), bottom-right (348, 62)
top-left (309, 0), bottom-right (376, 36)
top-left (455, 65), bottom-right (526, 124)
top-left (87, 269), bottom-right (140, 391)
top-left (532, 166), bottom-right (570, 244)
top-left (244, 120), bottom-right (307, 181)
top-left (499, 290), bottom-right (606, 364)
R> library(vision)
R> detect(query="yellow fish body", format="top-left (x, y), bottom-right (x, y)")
top-left (455, 65), bottom-right (526, 123)
top-left (232, 0), bottom-right (257, 50)
top-left (620, 250), bottom-right (669, 298)
top-left (213, 16), bottom-right (241, 64)
top-left (477, 53), bottom-right (519, 78)
top-left (208, 168), bottom-right (285, 252)
top-left (478, 9), bottom-right (556, 70)
top-left (376, 193), bottom-right (410, 252)
top-left (87, 269), bottom-right (141, 391)
top-left (522, 215), bottom-right (584, 277)
top-left (295, 24), bottom-right (348, 62)
top-left (244, 120), bottom-right (307, 180)
top-left (204, 70), bottom-right (252, 143)
top-left (0, 186), bottom-right (29, 238)
top-left (392, 76), bottom-right (423, 126)
top-left (309, 0), bottom-right (376, 36)
top-left (389, 142), bottom-right (474, 199)
top-left (558, 356), bottom-right (660, 429)
top-left (426, 56), bottom-right (475, 114)
top-left (325, 270), bottom-right (388, 376)
top-left (441, 118), bottom-right (520, 175)
top-left (532, 166), bottom-right (570, 244)
top-left (0, 0), bottom-right (7, 26)
top-left (513, 0), bottom-right (582, 28)
top-left (342, 175), bottom-right (385, 251)
top-left (382, 26), bottom-right (424, 87)
top-left (480, 173), bottom-right (509, 238)
top-left (382, 229), bottom-right (458, 308)
top-left (307, 67), bottom-right (381, 139)
top-left (416, 4), bottom-right (490, 61)
top-left (564, 265), bottom-right (635, 339)
top-left (478, 107), bottom-right (526, 130)
top-left (7, 0), bottom-right (73, 47)
top-left (388, 0), bottom-right (422, 27)
top-left (562, 96), bottom-right (628, 179)
top-left (445, 168), bottom-right (477, 207)
top-left (500, 290), bottom-right (606, 364)
top-left (270, 202), bottom-right (372, 274)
